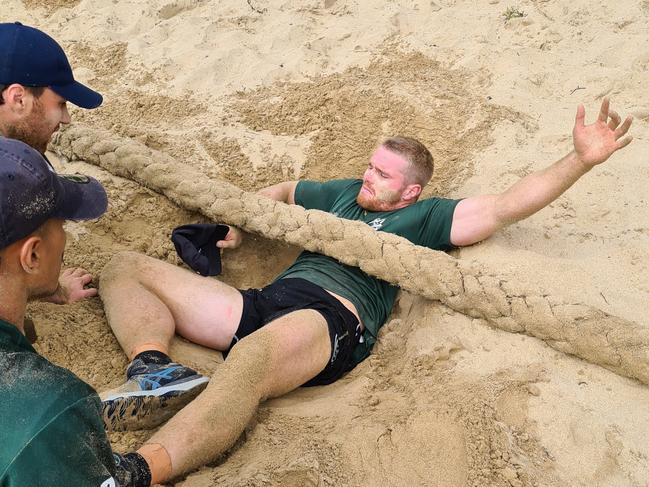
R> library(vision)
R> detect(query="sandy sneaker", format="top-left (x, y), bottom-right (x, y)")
top-left (100, 357), bottom-right (209, 431)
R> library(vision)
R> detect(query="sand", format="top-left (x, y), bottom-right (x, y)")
top-left (7, 0), bottom-right (649, 485)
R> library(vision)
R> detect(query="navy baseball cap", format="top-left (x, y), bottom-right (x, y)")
top-left (0, 137), bottom-right (108, 249)
top-left (171, 224), bottom-right (229, 276)
top-left (0, 22), bottom-right (102, 109)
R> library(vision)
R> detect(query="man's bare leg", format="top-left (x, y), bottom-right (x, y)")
top-left (138, 308), bottom-right (332, 483)
top-left (99, 251), bottom-right (246, 431)
top-left (100, 251), bottom-right (243, 358)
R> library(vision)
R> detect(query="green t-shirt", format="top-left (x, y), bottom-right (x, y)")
top-left (276, 179), bottom-right (460, 364)
top-left (0, 319), bottom-right (117, 486)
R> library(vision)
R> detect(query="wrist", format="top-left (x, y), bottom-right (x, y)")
top-left (569, 151), bottom-right (593, 174)
top-left (42, 284), bottom-right (68, 305)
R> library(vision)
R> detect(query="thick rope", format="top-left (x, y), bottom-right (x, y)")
top-left (52, 125), bottom-right (649, 384)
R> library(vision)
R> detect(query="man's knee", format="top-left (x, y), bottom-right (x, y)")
top-left (224, 315), bottom-right (329, 399)
top-left (227, 334), bottom-right (275, 373)
top-left (224, 333), bottom-right (277, 396)
top-left (100, 251), bottom-right (150, 291)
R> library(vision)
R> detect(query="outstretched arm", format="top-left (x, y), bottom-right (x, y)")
top-left (450, 98), bottom-right (633, 247)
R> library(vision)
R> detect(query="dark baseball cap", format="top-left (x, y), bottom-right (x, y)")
top-left (171, 224), bottom-right (230, 276)
top-left (0, 22), bottom-right (102, 109)
top-left (0, 137), bottom-right (108, 249)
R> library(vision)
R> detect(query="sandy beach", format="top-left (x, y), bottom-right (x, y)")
top-left (6, 0), bottom-right (649, 485)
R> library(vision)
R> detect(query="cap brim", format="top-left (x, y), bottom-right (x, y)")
top-left (52, 174), bottom-right (108, 221)
top-left (50, 80), bottom-right (103, 109)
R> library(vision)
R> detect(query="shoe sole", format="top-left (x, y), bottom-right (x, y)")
top-left (101, 376), bottom-right (209, 431)
top-left (101, 375), bottom-right (209, 401)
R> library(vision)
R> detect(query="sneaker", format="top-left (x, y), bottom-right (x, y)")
top-left (100, 358), bottom-right (209, 431)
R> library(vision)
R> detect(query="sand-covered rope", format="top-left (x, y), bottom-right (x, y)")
top-left (52, 125), bottom-right (649, 385)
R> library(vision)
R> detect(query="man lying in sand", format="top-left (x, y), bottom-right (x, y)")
top-left (0, 22), bottom-right (103, 320)
top-left (98, 98), bottom-right (632, 485)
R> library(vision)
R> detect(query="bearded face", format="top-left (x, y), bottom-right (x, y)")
top-left (356, 183), bottom-right (404, 211)
top-left (356, 146), bottom-right (414, 212)
top-left (3, 88), bottom-right (69, 154)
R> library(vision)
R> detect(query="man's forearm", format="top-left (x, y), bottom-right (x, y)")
top-left (256, 181), bottom-right (297, 204)
top-left (494, 151), bottom-right (591, 226)
top-left (451, 100), bottom-right (632, 247)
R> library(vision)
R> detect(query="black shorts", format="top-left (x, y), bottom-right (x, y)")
top-left (227, 278), bottom-right (361, 386)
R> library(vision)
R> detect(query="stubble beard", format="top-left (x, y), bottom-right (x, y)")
top-left (356, 187), bottom-right (402, 212)
top-left (5, 98), bottom-right (53, 154)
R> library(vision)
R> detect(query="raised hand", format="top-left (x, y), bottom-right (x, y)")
top-left (573, 97), bottom-right (633, 169)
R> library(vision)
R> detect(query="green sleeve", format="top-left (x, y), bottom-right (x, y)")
top-left (2, 396), bottom-right (117, 487)
top-left (295, 179), bottom-right (359, 211)
top-left (419, 197), bottom-right (462, 250)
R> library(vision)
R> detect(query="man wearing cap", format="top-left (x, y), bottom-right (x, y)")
top-left (98, 98), bottom-right (633, 483)
top-left (0, 22), bottom-right (104, 315)
top-left (0, 137), bottom-right (159, 486)
top-left (0, 137), bottom-right (104, 484)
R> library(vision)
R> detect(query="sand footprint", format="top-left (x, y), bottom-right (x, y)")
top-left (158, 0), bottom-right (200, 20)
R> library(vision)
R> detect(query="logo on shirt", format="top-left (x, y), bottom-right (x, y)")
top-left (367, 218), bottom-right (386, 230)
top-left (101, 478), bottom-right (116, 487)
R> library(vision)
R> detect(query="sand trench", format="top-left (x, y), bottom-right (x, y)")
top-left (12, 0), bottom-right (649, 484)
